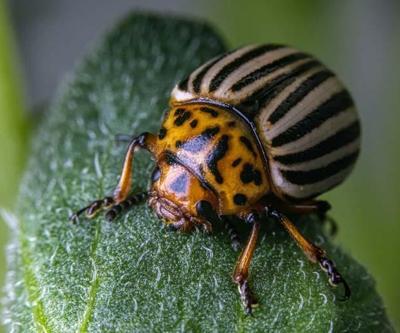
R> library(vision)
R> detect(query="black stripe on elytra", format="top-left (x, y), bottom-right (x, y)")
top-left (231, 158), bottom-right (242, 167)
top-left (178, 77), bottom-right (189, 91)
top-left (274, 121), bottom-right (360, 165)
top-left (180, 126), bottom-right (220, 153)
top-left (174, 111), bottom-right (191, 126)
top-left (200, 107), bottom-right (219, 117)
top-left (268, 70), bottom-right (335, 125)
top-left (281, 151), bottom-right (359, 185)
top-left (237, 60), bottom-right (321, 118)
top-left (192, 51), bottom-right (231, 94)
top-left (230, 52), bottom-right (310, 92)
top-left (206, 135), bottom-right (229, 184)
top-left (271, 90), bottom-right (354, 147)
top-left (239, 136), bottom-right (257, 157)
top-left (208, 44), bottom-right (283, 92)
top-left (240, 163), bottom-right (262, 185)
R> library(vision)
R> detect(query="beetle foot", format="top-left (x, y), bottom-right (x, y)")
top-left (236, 277), bottom-right (258, 315)
top-left (69, 197), bottom-right (114, 223)
top-left (318, 256), bottom-right (351, 301)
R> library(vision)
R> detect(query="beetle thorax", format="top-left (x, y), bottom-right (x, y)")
top-left (151, 102), bottom-right (271, 217)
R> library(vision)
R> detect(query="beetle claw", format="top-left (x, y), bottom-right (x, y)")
top-left (237, 278), bottom-right (258, 315)
top-left (319, 256), bottom-right (351, 301)
top-left (69, 197), bottom-right (114, 223)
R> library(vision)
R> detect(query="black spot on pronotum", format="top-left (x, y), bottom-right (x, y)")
top-left (201, 126), bottom-right (220, 138)
top-left (234, 193), bottom-right (247, 205)
top-left (174, 111), bottom-right (191, 126)
top-left (175, 140), bottom-right (182, 148)
top-left (240, 163), bottom-right (262, 185)
top-left (174, 108), bottom-right (185, 116)
top-left (207, 135), bottom-right (229, 184)
top-left (232, 158), bottom-right (242, 167)
top-left (190, 119), bottom-right (198, 128)
top-left (169, 173), bottom-right (189, 194)
top-left (151, 166), bottom-right (161, 182)
top-left (240, 136), bottom-right (256, 157)
top-left (200, 107), bottom-right (219, 117)
top-left (159, 127), bottom-right (167, 140)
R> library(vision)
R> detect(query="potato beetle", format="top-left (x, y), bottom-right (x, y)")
top-left (71, 44), bottom-right (360, 314)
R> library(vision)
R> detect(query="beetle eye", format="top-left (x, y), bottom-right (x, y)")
top-left (151, 166), bottom-right (161, 183)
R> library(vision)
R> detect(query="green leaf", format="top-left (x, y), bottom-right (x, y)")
top-left (3, 13), bottom-right (394, 332)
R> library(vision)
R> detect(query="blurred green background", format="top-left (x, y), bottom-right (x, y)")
top-left (1, 1), bottom-right (399, 331)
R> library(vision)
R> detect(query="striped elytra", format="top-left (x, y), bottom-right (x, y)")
top-left (171, 44), bottom-right (360, 201)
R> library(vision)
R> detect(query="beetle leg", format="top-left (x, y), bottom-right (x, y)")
top-left (105, 192), bottom-right (148, 221)
top-left (271, 199), bottom-right (337, 236)
top-left (232, 212), bottom-right (260, 315)
top-left (223, 217), bottom-right (242, 252)
top-left (70, 132), bottom-right (157, 222)
top-left (267, 207), bottom-right (350, 300)
top-left (69, 197), bottom-right (114, 223)
top-left (112, 132), bottom-right (157, 203)
top-left (290, 200), bottom-right (337, 237)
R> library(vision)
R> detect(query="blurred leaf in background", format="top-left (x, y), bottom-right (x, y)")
top-left (208, 0), bottom-right (400, 329)
top-left (0, 3), bottom-right (28, 332)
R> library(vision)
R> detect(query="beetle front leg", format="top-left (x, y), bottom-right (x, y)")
top-left (70, 132), bottom-right (157, 222)
top-left (232, 212), bottom-right (261, 315)
top-left (69, 197), bottom-right (115, 223)
top-left (267, 207), bottom-right (350, 300)
top-left (268, 198), bottom-right (337, 236)
top-left (105, 192), bottom-right (148, 221)
top-left (289, 200), bottom-right (337, 237)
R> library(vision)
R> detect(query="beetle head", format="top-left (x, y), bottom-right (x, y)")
top-left (148, 157), bottom-right (218, 231)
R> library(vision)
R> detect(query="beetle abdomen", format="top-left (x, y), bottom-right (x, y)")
top-left (171, 44), bottom-right (360, 200)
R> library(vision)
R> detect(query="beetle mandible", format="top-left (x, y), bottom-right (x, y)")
top-left (71, 44), bottom-right (360, 314)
